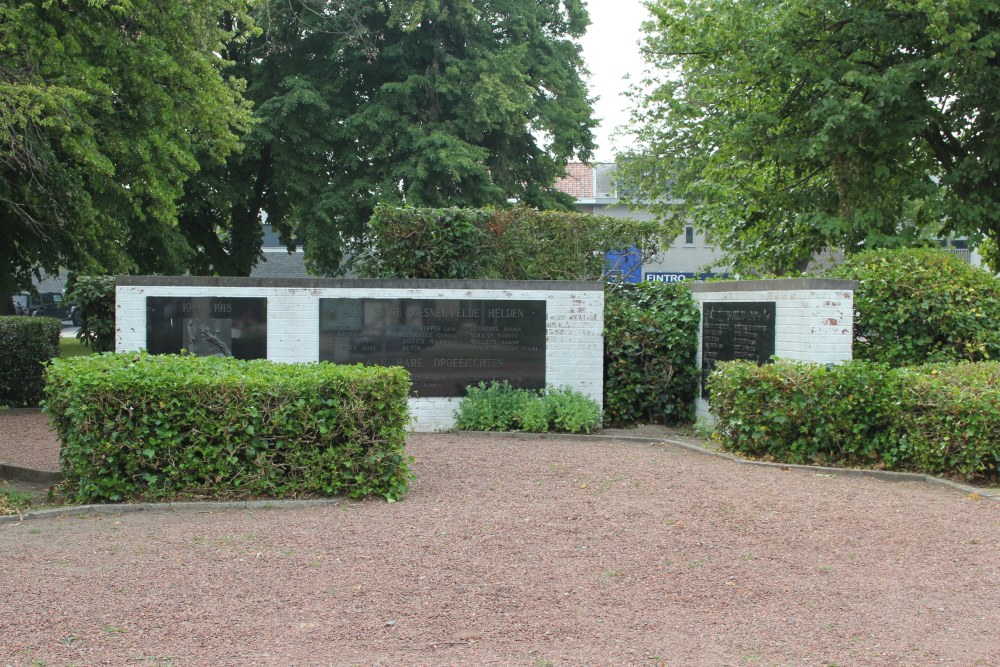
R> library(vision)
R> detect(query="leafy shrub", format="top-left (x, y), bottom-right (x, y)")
top-left (892, 363), bottom-right (1000, 480)
top-left (827, 248), bottom-right (1000, 365)
top-left (516, 386), bottom-right (603, 434)
top-left (360, 207), bottom-right (492, 279)
top-left (356, 205), bottom-right (669, 281)
top-left (603, 281), bottom-right (700, 426)
top-left (455, 381), bottom-right (602, 434)
top-left (518, 398), bottom-right (552, 433)
top-left (44, 353), bottom-right (413, 503)
top-left (0, 316), bottom-right (61, 407)
top-left (454, 380), bottom-right (535, 431)
top-left (708, 359), bottom-right (1000, 483)
top-left (65, 275), bottom-right (116, 352)
top-left (708, 359), bottom-right (897, 467)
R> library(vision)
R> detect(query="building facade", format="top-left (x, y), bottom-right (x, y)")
top-left (554, 162), bottom-right (730, 283)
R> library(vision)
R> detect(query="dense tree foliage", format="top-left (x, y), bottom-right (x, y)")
top-left (179, 0), bottom-right (597, 276)
top-left (0, 0), bottom-right (254, 308)
top-left (621, 0), bottom-right (1000, 274)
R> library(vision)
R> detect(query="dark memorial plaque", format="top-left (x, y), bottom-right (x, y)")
top-left (702, 301), bottom-right (776, 399)
top-left (319, 298), bottom-right (546, 397)
top-left (146, 297), bottom-right (267, 359)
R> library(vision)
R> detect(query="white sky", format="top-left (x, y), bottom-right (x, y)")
top-left (579, 0), bottom-right (652, 162)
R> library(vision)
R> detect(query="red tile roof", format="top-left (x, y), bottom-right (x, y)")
top-left (554, 162), bottom-right (594, 199)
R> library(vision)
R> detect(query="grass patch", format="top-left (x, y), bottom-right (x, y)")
top-left (59, 337), bottom-right (94, 358)
top-left (0, 488), bottom-right (34, 515)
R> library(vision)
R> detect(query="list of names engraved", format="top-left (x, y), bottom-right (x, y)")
top-left (319, 298), bottom-right (546, 397)
top-left (701, 301), bottom-right (776, 399)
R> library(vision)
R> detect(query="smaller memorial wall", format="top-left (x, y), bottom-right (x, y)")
top-left (700, 301), bottom-right (776, 399)
top-left (689, 279), bottom-right (857, 419)
top-left (116, 277), bottom-right (604, 431)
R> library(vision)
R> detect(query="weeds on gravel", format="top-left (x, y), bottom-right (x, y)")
top-left (0, 488), bottom-right (33, 515)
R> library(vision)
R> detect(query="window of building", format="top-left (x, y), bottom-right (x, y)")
top-left (684, 226), bottom-right (695, 246)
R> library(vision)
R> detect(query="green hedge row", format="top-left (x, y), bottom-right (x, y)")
top-left (356, 205), bottom-right (669, 280)
top-left (0, 316), bottom-right (61, 407)
top-left (708, 359), bottom-right (1000, 482)
top-left (44, 353), bottom-right (413, 503)
top-left (604, 282), bottom-right (700, 426)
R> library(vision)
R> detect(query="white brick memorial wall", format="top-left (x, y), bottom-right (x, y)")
top-left (689, 279), bottom-right (857, 420)
top-left (115, 277), bottom-right (604, 431)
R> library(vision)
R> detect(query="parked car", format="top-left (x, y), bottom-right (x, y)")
top-left (13, 292), bottom-right (81, 325)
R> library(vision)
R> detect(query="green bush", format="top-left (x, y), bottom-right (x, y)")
top-left (708, 359), bottom-right (1000, 483)
top-left (44, 353), bottom-right (413, 503)
top-left (603, 281), bottom-right (700, 426)
top-left (454, 380), bottom-right (535, 431)
top-left (827, 248), bottom-right (1000, 365)
top-left (65, 275), bottom-right (116, 352)
top-left (455, 381), bottom-right (602, 434)
top-left (527, 386), bottom-right (603, 434)
top-left (708, 359), bottom-right (897, 467)
top-left (892, 363), bottom-right (1000, 480)
top-left (356, 205), bottom-right (669, 281)
top-left (0, 316), bottom-right (61, 407)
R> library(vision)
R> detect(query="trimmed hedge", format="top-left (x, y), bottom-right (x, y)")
top-left (827, 247), bottom-right (1000, 365)
top-left (708, 359), bottom-right (1000, 483)
top-left (0, 316), bottom-right (61, 407)
top-left (356, 205), bottom-right (669, 280)
top-left (893, 363), bottom-right (1000, 480)
top-left (44, 353), bottom-right (413, 503)
top-left (603, 282), bottom-right (700, 426)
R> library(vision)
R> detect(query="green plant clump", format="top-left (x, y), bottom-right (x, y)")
top-left (828, 247), bottom-right (1000, 366)
top-left (65, 275), bottom-right (116, 352)
top-left (708, 359), bottom-right (1000, 483)
top-left (44, 353), bottom-right (413, 503)
top-left (603, 281), bottom-right (700, 426)
top-left (455, 381), bottom-right (602, 434)
top-left (0, 316), bottom-right (61, 407)
top-left (0, 488), bottom-right (34, 516)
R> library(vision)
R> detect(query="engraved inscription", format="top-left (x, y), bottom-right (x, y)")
top-left (319, 298), bottom-right (546, 397)
top-left (701, 302), bottom-right (776, 399)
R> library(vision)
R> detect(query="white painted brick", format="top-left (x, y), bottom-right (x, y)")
top-left (692, 284), bottom-right (855, 420)
top-left (116, 281), bottom-right (603, 431)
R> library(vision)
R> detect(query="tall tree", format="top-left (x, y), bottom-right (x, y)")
top-left (178, 0), bottom-right (596, 277)
top-left (0, 0), bottom-right (254, 309)
top-left (620, 0), bottom-right (1000, 274)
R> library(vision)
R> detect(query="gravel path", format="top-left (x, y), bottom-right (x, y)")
top-left (0, 408), bottom-right (60, 472)
top-left (1, 427), bottom-right (998, 666)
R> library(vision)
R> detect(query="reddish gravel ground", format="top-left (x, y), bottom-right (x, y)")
top-left (0, 408), bottom-right (61, 472)
top-left (1, 419), bottom-right (998, 666)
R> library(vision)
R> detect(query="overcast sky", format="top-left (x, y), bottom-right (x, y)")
top-left (579, 0), bottom-right (652, 162)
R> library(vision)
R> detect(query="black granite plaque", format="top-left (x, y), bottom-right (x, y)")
top-left (319, 298), bottom-right (546, 397)
top-left (701, 301), bottom-right (776, 399)
top-left (146, 297), bottom-right (267, 359)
